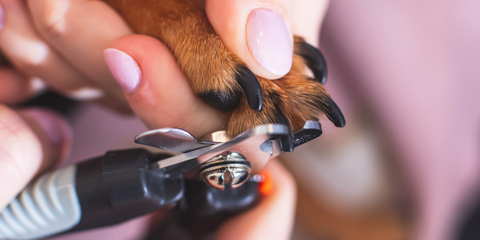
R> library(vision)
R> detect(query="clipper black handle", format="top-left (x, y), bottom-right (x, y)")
top-left (0, 149), bottom-right (184, 239)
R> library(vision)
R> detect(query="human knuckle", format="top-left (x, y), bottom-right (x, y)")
top-left (1, 33), bottom-right (50, 71)
top-left (33, 2), bottom-right (70, 42)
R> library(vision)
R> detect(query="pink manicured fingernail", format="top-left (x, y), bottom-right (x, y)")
top-left (247, 9), bottom-right (292, 76)
top-left (22, 109), bottom-right (71, 146)
top-left (21, 108), bottom-right (72, 167)
top-left (104, 48), bottom-right (141, 93)
top-left (0, 3), bottom-right (5, 31)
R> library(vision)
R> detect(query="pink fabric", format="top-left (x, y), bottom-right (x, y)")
top-left (320, 0), bottom-right (480, 239)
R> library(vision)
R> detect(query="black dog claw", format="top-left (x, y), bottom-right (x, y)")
top-left (293, 121), bottom-right (323, 148)
top-left (236, 65), bottom-right (263, 111)
top-left (322, 98), bottom-right (346, 128)
top-left (294, 41), bottom-right (328, 85)
top-left (199, 90), bottom-right (240, 112)
top-left (275, 109), bottom-right (294, 152)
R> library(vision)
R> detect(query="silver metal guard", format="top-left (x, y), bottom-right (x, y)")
top-left (135, 124), bottom-right (290, 175)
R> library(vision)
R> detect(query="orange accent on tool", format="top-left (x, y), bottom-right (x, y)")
top-left (259, 171), bottom-right (273, 195)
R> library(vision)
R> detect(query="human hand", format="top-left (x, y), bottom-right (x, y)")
top-left (0, 107), bottom-right (296, 240)
top-left (0, 0), bottom-right (328, 113)
top-left (0, 0), bottom-right (131, 111)
top-left (0, 103), bottom-right (296, 240)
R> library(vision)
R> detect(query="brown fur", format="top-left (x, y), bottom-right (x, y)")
top-left (103, 0), bottom-right (333, 137)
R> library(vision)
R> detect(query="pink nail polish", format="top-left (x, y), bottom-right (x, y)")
top-left (104, 48), bottom-right (141, 93)
top-left (21, 109), bottom-right (71, 147)
top-left (21, 108), bottom-right (72, 167)
top-left (247, 9), bottom-right (292, 76)
top-left (0, 3), bottom-right (5, 31)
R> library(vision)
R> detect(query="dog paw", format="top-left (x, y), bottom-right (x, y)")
top-left (227, 37), bottom-right (345, 137)
top-left (104, 0), bottom-right (345, 137)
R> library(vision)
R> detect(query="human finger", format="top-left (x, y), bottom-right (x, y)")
top-left (0, 106), bottom-right (72, 210)
top-left (291, 0), bottom-right (329, 47)
top-left (0, 67), bottom-right (46, 104)
top-left (206, 0), bottom-right (294, 79)
top-left (104, 34), bottom-right (226, 138)
top-left (0, 0), bottom-right (103, 101)
top-left (27, 0), bottom-right (132, 102)
top-left (216, 159), bottom-right (297, 240)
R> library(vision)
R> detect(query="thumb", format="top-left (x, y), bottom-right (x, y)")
top-left (0, 106), bottom-right (72, 209)
top-left (206, 0), bottom-right (293, 79)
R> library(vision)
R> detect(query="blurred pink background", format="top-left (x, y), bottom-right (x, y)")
top-left (316, 0), bottom-right (480, 239)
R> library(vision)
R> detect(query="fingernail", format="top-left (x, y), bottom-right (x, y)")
top-left (0, 3), bottom-right (5, 31)
top-left (247, 9), bottom-right (292, 76)
top-left (104, 48), bottom-right (141, 93)
top-left (21, 108), bottom-right (72, 167)
top-left (21, 109), bottom-right (71, 147)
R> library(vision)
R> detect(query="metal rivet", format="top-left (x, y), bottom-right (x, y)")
top-left (200, 151), bottom-right (251, 190)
